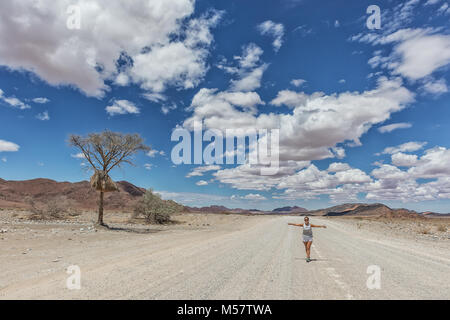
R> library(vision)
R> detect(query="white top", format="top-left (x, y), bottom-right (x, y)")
top-left (303, 223), bottom-right (313, 236)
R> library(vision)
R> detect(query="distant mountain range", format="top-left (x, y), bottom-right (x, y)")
top-left (186, 205), bottom-right (256, 214)
top-left (305, 203), bottom-right (422, 218)
top-left (0, 178), bottom-right (447, 217)
top-left (272, 206), bottom-right (308, 213)
top-left (184, 205), bottom-right (308, 214)
top-left (185, 203), bottom-right (426, 217)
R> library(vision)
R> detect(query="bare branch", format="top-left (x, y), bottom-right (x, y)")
top-left (68, 131), bottom-right (150, 174)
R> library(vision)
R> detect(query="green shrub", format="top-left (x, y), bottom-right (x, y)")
top-left (133, 189), bottom-right (182, 224)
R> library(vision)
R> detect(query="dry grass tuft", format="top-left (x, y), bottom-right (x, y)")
top-left (418, 227), bottom-right (432, 235)
top-left (25, 196), bottom-right (76, 220)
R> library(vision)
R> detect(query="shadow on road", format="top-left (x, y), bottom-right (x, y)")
top-left (295, 258), bottom-right (328, 262)
top-left (97, 224), bottom-right (163, 234)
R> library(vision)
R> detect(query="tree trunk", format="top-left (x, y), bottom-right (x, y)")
top-left (98, 191), bottom-right (104, 225)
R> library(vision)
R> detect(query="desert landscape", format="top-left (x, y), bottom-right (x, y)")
top-left (1, 0), bottom-right (450, 305)
top-left (0, 178), bottom-right (449, 300)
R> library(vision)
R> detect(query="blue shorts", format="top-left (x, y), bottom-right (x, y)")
top-left (303, 235), bottom-right (313, 242)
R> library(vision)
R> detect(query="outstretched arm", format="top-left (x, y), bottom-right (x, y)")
top-left (311, 224), bottom-right (327, 228)
top-left (288, 223), bottom-right (303, 227)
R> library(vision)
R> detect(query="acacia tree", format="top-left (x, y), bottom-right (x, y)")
top-left (69, 131), bottom-right (150, 226)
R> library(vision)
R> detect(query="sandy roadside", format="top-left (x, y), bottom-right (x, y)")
top-left (0, 212), bottom-right (274, 298)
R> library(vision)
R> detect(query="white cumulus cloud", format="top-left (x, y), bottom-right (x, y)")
top-left (36, 111), bottom-right (50, 121)
top-left (105, 100), bottom-right (139, 116)
top-left (257, 20), bottom-right (285, 52)
top-left (0, 139), bottom-right (20, 152)
top-left (290, 79), bottom-right (307, 87)
top-left (0, 89), bottom-right (30, 109)
top-left (32, 97), bottom-right (50, 104)
top-left (0, 1), bottom-right (221, 97)
top-left (380, 141), bottom-right (427, 155)
top-left (196, 180), bottom-right (208, 186)
top-left (378, 122), bottom-right (412, 133)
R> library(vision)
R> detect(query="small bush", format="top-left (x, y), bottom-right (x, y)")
top-left (25, 196), bottom-right (73, 220)
top-left (437, 225), bottom-right (447, 232)
top-left (133, 189), bottom-right (182, 224)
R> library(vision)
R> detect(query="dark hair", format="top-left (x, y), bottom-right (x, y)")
top-left (304, 216), bottom-right (309, 220)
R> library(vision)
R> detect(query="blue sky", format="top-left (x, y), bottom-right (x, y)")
top-left (0, 0), bottom-right (450, 212)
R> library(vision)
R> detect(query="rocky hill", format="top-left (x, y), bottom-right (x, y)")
top-left (306, 203), bottom-right (421, 217)
top-left (0, 178), bottom-right (145, 211)
top-left (271, 206), bottom-right (308, 214)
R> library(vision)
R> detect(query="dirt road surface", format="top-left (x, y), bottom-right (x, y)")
top-left (1, 215), bottom-right (449, 299)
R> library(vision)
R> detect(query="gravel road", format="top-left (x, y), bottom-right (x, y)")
top-left (1, 215), bottom-right (449, 299)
